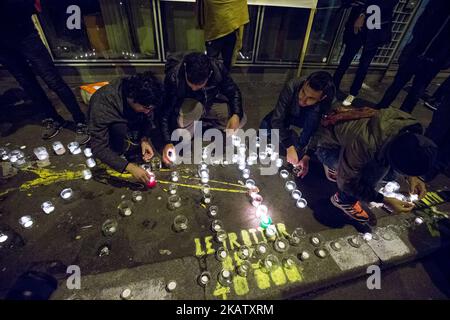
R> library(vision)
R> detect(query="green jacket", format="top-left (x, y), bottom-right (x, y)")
top-left (315, 108), bottom-right (422, 202)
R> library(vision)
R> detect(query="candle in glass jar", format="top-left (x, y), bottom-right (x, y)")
top-left (52, 141), bottom-right (66, 155)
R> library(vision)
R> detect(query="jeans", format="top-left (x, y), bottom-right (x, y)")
top-left (0, 31), bottom-right (85, 124)
top-left (333, 37), bottom-right (378, 96)
top-left (260, 109), bottom-right (321, 154)
top-left (315, 147), bottom-right (392, 204)
top-left (206, 30), bottom-right (237, 72)
top-left (377, 56), bottom-right (442, 112)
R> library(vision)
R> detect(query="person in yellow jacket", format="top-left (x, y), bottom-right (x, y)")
top-left (196, 0), bottom-right (249, 71)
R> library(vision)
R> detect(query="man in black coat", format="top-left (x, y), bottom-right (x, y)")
top-left (376, 0), bottom-right (450, 113)
top-left (334, 0), bottom-right (397, 106)
top-left (160, 52), bottom-right (246, 165)
top-left (88, 72), bottom-right (164, 183)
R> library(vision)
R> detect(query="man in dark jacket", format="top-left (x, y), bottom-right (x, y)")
top-left (260, 71), bottom-right (335, 178)
top-left (161, 52), bottom-right (245, 165)
top-left (88, 72), bottom-right (163, 183)
top-left (0, 0), bottom-right (89, 142)
top-left (376, 0), bottom-right (450, 113)
top-left (313, 108), bottom-right (437, 222)
top-left (333, 0), bottom-right (396, 106)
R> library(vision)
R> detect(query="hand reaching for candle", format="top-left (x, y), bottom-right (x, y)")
top-left (162, 143), bottom-right (175, 165)
top-left (286, 146), bottom-right (299, 166)
top-left (126, 163), bottom-right (151, 184)
top-left (295, 155), bottom-right (310, 178)
top-left (141, 139), bottom-right (154, 162)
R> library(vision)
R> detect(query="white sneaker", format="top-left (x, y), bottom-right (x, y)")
top-left (342, 95), bottom-right (356, 106)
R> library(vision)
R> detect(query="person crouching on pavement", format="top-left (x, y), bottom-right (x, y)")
top-left (313, 107), bottom-right (437, 222)
top-left (88, 72), bottom-right (163, 184)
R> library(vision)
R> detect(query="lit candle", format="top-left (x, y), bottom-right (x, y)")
top-left (86, 158), bottom-right (96, 168)
top-left (238, 162), bottom-right (246, 171)
top-left (245, 179), bottom-right (256, 189)
top-left (52, 141), bottom-right (66, 155)
top-left (167, 195), bottom-right (182, 210)
top-left (41, 201), bottom-right (55, 214)
top-left (265, 224), bottom-right (277, 239)
top-left (242, 168), bottom-right (250, 179)
top-left (0, 232), bottom-right (8, 243)
top-left (280, 169), bottom-right (289, 179)
top-left (67, 142), bottom-right (81, 155)
top-left (132, 191), bottom-right (143, 202)
top-left (82, 169), bottom-right (92, 180)
top-left (208, 205), bottom-right (218, 218)
top-left (232, 135), bottom-right (241, 147)
top-left (256, 205), bottom-right (268, 218)
top-left (60, 188), bottom-right (73, 200)
top-left (296, 198), bottom-right (308, 209)
top-left (291, 189), bottom-right (302, 200)
top-left (202, 184), bottom-right (210, 195)
top-left (146, 172), bottom-right (157, 188)
top-left (33, 147), bottom-right (49, 161)
top-left (0, 147), bottom-right (9, 161)
top-left (251, 194), bottom-right (263, 208)
top-left (260, 214), bottom-right (272, 229)
top-left (384, 181), bottom-right (400, 193)
top-left (275, 158), bottom-right (283, 168)
top-left (19, 215), bottom-right (34, 229)
top-left (259, 151), bottom-right (267, 160)
top-left (285, 180), bottom-right (296, 191)
top-left (249, 152), bottom-right (258, 161)
top-left (83, 148), bottom-right (93, 157)
top-left (203, 193), bottom-right (212, 204)
top-left (169, 184), bottom-right (178, 195)
top-left (171, 171), bottom-right (179, 182)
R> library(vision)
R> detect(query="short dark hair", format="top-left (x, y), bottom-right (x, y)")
top-left (184, 52), bottom-right (211, 84)
top-left (123, 71), bottom-right (163, 108)
top-left (306, 71), bottom-right (334, 97)
top-left (388, 132), bottom-right (438, 176)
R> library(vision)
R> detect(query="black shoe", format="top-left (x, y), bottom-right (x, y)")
top-left (42, 118), bottom-right (64, 140)
top-left (75, 123), bottom-right (90, 145)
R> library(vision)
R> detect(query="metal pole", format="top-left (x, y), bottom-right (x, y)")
top-left (297, 7), bottom-right (316, 77)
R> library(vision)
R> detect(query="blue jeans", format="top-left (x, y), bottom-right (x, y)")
top-left (260, 109), bottom-right (321, 154)
top-left (316, 147), bottom-right (394, 204)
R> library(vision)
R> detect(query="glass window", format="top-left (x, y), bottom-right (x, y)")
top-left (160, 1), bottom-right (205, 56)
top-left (38, 0), bottom-right (158, 60)
top-left (257, 6), bottom-right (309, 63)
top-left (305, 0), bottom-right (344, 63)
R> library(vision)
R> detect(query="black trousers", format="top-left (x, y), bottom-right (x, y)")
top-left (205, 30), bottom-right (237, 72)
top-left (0, 31), bottom-right (85, 124)
top-left (377, 56), bottom-right (442, 112)
top-left (333, 37), bottom-right (378, 96)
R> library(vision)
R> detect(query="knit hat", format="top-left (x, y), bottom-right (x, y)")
top-left (387, 132), bottom-right (438, 177)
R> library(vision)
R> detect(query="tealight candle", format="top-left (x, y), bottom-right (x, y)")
top-left (275, 158), bottom-right (283, 168)
top-left (67, 142), bottom-right (81, 155)
top-left (19, 215), bottom-right (34, 229)
top-left (256, 205), bottom-right (268, 218)
top-left (203, 193), bottom-right (212, 204)
top-left (171, 171), bottom-right (179, 182)
top-left (245, 179), bottom-right (256, 189)
top-left (34, 147), bottom-right (49, 161)
top-left (0, 232), bottom-right (8, 243)
top-left (83, 148), bottom-right (92, 157)
top-left (201, 184), bottom-right (210, 195)
top-left (118, 200), bottom-right (134, 216)
top-left (167, 195), bottom-right (182, 210)
top-left (384, 181), bottom-right (400, 193)
top-left (86, 158), bottom-right (96, 168)
top-left (169, 184), bottom-right (178, 195)
top-left (251, 194), bottom-right (263, 208)
top-left (285, 180), bottom-right (297, 191)
top-left (296, 198), bottom-right (308, 209)
top-left (260, 214), bottom-right (272, 229)
top-left (208, 205), bottom-right (218, 218)
top-left (41, 201), bottom-right (55, 214)
top-left (280, 170), bottom-right (289, 179)
top-left (132, 191), bottom-right (143, 202)
top-left (60, 188), bottom-right (73, 200)
top-left (242, 168), bottom-right (250, 179)
top-left (82, 169), bottom-right (92, 180)
top-left (291, 190), bottom-right (302, 200)
top-left (52, 141), bottom-right (66, 155)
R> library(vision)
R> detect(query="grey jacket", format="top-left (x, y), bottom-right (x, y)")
top-left (87, 78), bottom-right (155, 173)
top-left (315, 108), bottom-right (422, 202)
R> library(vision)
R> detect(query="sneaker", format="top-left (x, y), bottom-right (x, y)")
top-left (342, 94), bottom-right (356, 107)
top-left (75, 123), bottom-right (90, 145)
top-left (42, 118), bottom-right (64, 140)
top-left (323, 164), bottom-right (337, 182)
top-left (330, 193), bottom-right (369, 222)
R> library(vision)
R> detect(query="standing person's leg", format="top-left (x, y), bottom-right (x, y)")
top-left (19, 32), bottom-right (86, 125)
top-left (0, 48), bottom-right (64, 123)
top-left (206, 37), bottom-right (224, 61)
top-left (220, 31), bottom-right (237, 72)
top-left (376, 58), bottom-right (417, 109)
top-left (349, 46), bottom-right (378, 97)
top-left (431, 75), bottom-right (450, 103)
top-left (202, 101), bottom-right (247, 131)
top-left (333, 39), bottom-right (363, 92)
top-left (400, 63), bottom-right (442, 113)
